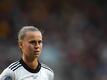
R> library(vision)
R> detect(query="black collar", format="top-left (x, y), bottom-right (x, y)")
top-left (19, 59), bottom-right (41, 73)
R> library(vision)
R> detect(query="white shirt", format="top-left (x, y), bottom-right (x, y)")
top-left (0, 59), bottom-right (54, 80)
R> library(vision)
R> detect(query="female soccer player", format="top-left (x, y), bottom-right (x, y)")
top-left (0, 26), bottom-right (54, 80)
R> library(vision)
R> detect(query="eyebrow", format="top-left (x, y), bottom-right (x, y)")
top-left (29, 40), bottom-right (42, 43)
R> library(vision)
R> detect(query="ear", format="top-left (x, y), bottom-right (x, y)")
top-left (18, 41), bottom-right (23, 49)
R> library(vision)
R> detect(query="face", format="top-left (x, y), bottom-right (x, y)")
top-left (19, 31), bottom-right (43, 60)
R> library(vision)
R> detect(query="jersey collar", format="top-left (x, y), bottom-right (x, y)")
top-left (19, 59), bottom-right (41, 73)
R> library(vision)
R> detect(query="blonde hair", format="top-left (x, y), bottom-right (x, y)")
top-left (18, 26), bottom-right (40, 41)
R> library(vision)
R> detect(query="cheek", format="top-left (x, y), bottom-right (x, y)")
top-left (27, 44), bottom-right (33, 50)
top-left (22, 44), bottom-right (31, 52)
top-left (40, 44), bottom-right (43, 49)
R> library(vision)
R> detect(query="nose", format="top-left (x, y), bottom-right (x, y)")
top-left (34, 45), bottom-right (39, 49)
top-left (34, 42), bottom-right (39, 49)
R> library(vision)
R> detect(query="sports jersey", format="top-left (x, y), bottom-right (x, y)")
top-left (0, 59), bottom-right (54, 80)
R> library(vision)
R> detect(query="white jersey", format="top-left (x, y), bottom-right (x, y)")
top-left (0, 59), bottom-right (54, 80)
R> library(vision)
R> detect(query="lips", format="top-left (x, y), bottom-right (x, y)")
top-left (34, 50), bottom-right (40, 53)
top-left (34, 50), bottom-right (39, 52)
top-left (33, 51), bottom-right (40, 56)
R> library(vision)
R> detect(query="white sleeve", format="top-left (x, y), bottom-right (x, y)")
top-left (0, 68), bottom-right (15, 80)
top-left (52, 71), bottom-right (54, 80)
top-left (49, 71), bottom-right (54, 80)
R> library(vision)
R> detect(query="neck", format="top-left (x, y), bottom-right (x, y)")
top-left (22, 57), bottom-right (38, 70)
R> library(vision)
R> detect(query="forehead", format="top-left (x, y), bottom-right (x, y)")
top-left (24, 31), bottom-right (42, 40)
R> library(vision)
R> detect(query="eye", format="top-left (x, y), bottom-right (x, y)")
top-left (29, 40), bottom-right (36, 44)
top-left (29, 40), bottom-right (42, 45)
top-left (38, 40), bottom-right (42, 44)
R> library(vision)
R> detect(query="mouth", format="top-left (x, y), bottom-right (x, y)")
top-left (34, 50), bottom-right (40, 54)
top-left (34, 50), bottom-right (39, 52)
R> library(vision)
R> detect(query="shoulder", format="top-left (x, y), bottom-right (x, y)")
top-left (8, 60), bottom-right (22, 71)
top-left (0, 65), bottom-right (14, 80)
top-left (0, 61), bottom-right (22, 80)
top-left (41, 63), bottom-right (54, 73)
top-left (41, 63), bottom-right (54, 79)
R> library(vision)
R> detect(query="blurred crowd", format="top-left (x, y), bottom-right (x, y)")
top-left (0, 0), bottom-right (107, 80)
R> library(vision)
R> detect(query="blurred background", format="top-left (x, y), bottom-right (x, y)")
top-left (0, 0), bottom-right (107, 80)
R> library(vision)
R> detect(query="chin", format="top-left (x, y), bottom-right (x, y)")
top-left (34, 53), bottom-right (40, 57)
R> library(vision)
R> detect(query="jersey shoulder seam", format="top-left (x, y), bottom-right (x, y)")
top-left (8, 60), bottom-right (22, 71)
top-left (41, 63), bottom-right (53, 73)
